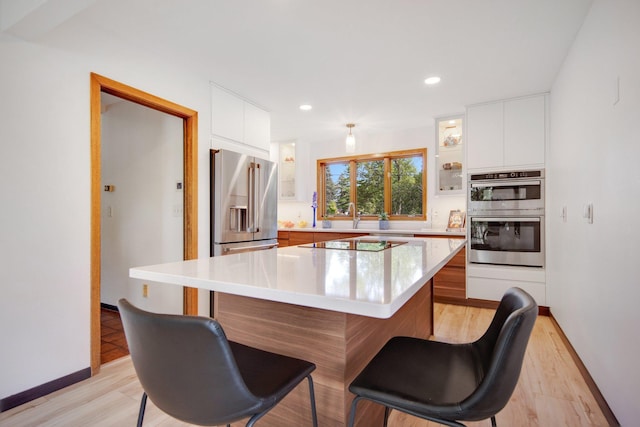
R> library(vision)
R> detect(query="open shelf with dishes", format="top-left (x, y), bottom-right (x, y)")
top-left (435, 115), bottom-right (464, 194)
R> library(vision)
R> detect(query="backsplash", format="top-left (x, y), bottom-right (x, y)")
top-left (278, 196), bottom-right (466, 230)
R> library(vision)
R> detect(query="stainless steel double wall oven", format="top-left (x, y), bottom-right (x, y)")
top-left (468, 170), bottom-right (545, 268)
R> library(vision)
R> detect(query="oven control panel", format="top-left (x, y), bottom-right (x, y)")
top-left (469, 169), bottom-right (544, 181)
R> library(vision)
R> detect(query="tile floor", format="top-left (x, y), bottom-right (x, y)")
top-left (100, 307), bottom-right (129, 364)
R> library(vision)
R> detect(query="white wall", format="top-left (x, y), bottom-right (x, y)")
top-left (548, 0), bottom-right (640, 424)
top-left (101, 99), bottom-right (183, 314)
top-left (0, 39), bottom-right (212, 400)
top-left (276, 126), bottom-right (466, 230)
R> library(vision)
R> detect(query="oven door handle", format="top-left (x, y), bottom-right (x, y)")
top-left (472, 217), bottom-right (541, 222)
top-left (471, 180), bottom-right (541, 188)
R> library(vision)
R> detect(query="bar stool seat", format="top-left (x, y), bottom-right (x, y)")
top-left (118, 299), bottom-right (318, 427)
top-left (347, 287), bottom-right (538, 427)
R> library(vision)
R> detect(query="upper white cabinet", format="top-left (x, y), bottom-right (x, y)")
top-left (466, 93), bottom-right (547, 171)
top-left (466, 102), bottom-right (503, 170)
top-left (211, 83), bottom-right (270, 153)
top-left (503, 95), bottom-right (545, 166)
top-left (243, 102), bottom-right (271, 151)
top-left (211, 85), bottom-right (244, 142)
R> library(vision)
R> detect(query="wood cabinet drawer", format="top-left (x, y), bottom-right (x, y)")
top-left (433, 245), bottom-right (466, 303)
top-left (288, 231), bottom-right (315, 246)
top-left (434, 268), bottom-right (466, 290)
top-left (447, 247), bottom-right (466, 268)
top-left (277, 230), bottom-right (289, 239)
top-left (277, 231), bottom-right (290, 247)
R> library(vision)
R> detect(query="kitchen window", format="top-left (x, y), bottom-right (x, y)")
top-left (317, 148), bottom-right (426, 221)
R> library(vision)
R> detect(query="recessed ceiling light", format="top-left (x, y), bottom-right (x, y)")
top-left (299, 104), bottom-right (312, 111)
top-left (424, 76), bottom-right (441, 85)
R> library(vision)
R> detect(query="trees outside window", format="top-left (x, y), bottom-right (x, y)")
top-left (391, 156), bottom-right (423, 216)
top-left (317, 149), bottom-right (426, 221)
top-left (324, 162), bottom-right (350, 215)
top-left (356, 159), bottom-right (384, 216)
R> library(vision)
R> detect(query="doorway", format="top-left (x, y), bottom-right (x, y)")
top-left (89, 73), bottom-right (199, 374)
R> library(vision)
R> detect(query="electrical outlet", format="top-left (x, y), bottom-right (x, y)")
top-left (583, 203), bottom-right (594, 224)
top-left (143, 284), bottom-right (148, 298)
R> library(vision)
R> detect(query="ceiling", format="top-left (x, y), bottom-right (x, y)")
top-left (2, 0), bottom-right (593, 143)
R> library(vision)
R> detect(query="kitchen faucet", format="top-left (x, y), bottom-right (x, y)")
top-left (348, 202), bottom-right (360, 229)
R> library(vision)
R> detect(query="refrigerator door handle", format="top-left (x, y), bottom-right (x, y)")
top-left (254, 163), bottom-right (261, 232)
top-left (222, 242), bottom-right (277, 254)
top-left (247, 163), bottom-right (255, 232)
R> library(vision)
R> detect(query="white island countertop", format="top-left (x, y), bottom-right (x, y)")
top-left (130, 236), bottom-right (465, 319)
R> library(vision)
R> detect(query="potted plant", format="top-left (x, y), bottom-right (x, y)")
top-left (378, 212), bottom-right (390, 230)
top-left (323, 202), bottom-right (337, 228)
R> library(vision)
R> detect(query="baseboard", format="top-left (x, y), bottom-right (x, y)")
top-left (0, 367), bottom-right (91, 413)
top-left (433, 296), bottom-right (469, 306)
top-left (548, 313), bottom-right (620, 427)
top-left (100, 302), bottom-right (118, 312)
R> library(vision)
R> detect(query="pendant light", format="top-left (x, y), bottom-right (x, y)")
top-left (345, 123), bottom-right (356, 153)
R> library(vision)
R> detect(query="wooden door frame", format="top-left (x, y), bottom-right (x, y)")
top-left (90, 73), bottom-right (199, 374)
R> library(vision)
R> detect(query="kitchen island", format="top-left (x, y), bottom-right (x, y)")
top-left (130, 236), bottom-right (465, 426)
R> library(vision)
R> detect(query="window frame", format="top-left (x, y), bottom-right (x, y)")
top-left (316, 148), bottom-right (427, 221)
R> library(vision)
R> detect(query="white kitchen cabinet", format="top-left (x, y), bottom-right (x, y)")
top-left (243, 101), bottom-right (271, 152)
top-left (466, 93), bottom-right (546, 171)
top-left (504, 95), bottom-right (545, 166)
top-left (211, 84), bottom-right (244, 142)
top-left (466, 264), bottom-right (546, 305)
top-left (466, 102), bottom-right (503, 170)
top-left (467, 276), bottom-right (546, 306)
top-left (210, 83), bottom-right (271, 154)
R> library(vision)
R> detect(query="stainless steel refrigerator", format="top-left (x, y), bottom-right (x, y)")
top-left (210, 149), bottom-right (278, 256)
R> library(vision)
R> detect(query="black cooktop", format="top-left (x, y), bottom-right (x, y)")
top-left (299, 240), bottom-right (407, 252)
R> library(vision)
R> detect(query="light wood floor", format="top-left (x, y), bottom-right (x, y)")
top-left (0, 304), bottom-right (610, 426)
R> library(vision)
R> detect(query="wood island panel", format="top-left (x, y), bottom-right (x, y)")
top-left (278, 230), bottom-right (368, 247)
top-left (313, 232), bottom-right (367, 243)
top-left (216, 281), bottom-right (433, 427)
